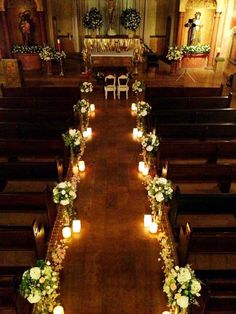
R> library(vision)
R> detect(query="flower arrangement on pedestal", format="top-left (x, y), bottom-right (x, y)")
top-left (19, 260), bottom-right (59, 312)
top-left (63, 128), bottom-right (83, 157)
top-left (120, 8), bottom-right (141, 32)
top-left (166, 46), bottom-right (183, 61)
top-left (83, 7), bottom-right (103, 32)
top-left (146, 176), bottom-right (173, 222)
top-left (163, 264), bottom-right (201, 313)
top-left (53, 181), bottom-right (76, 206)
top-left (39, 46), bottom-right (66, 61)
top-left (80, 81), bottom-right (93, 93)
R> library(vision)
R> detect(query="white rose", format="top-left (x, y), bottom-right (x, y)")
top-left (158, 177), bottom-right (167, 185)
top-left (60, 199), bottom-right (69, 206)
top-left (141, 110), bottom-right (147, 116)
top-left (61, 190), bottom-right (65, 195)
top-left (27, 290), bottom-right (41, 304)
top-left (69, 191), bottom-right (76, 199)
top-left (81, 107), bottom-right (86, 113)
top-left (155, 192), bottom-right (164, 202)
top-left (177, 267), bottom-right (192, 284)
top-left (146, 145), bottom-right (153, 152)
top-left (191, 279), bottom-right (201, 294)
top-left (58, 182), bottom-right (66, 189)
top-left (74, 139), bottom-right (80, 146)
top-left (177, 295), bottom-right (189, 309)
top-left (30, 267), bottom-right (41, 280)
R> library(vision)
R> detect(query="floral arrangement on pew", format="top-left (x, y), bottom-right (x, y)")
top-left (73, 99), bottom-right (90, 130)
top-left (146, 176), bottom-right (173, 223)
top-left (53, 181), bottom-right (76, 207)
top-left (19, 260), bottom-right (59, 313)
top-left (136, 100), bottom-right (151, 134)
top-left (132, 80), bottom-right (145, 100)
top-left (63, 128), bottom-right (83, 158)
top-left (120, 8), bottom-right (141, 32)
top-left (163, 264), bottom-right (201, 313)
top-left (141, 131), bottom-right (159, 171)
top-left (80, 81), bottom-right (93, 95)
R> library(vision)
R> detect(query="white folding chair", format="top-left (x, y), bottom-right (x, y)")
top-left (117, 75), bottom-right (129, 99)
top-left (104, 74), bottom-right (116, 99)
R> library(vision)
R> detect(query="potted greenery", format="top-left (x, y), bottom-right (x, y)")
top-left (12, 44), bottom-right (42, 71)
top-left (83, 7), bottom-right (103, 37)
top-left (120, 8), bottom-right (141, 38)
top-left (166, 46), bottom-right (183, 74)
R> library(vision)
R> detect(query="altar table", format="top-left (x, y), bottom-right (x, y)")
top-left (90, 51), bottom-right (134, 68)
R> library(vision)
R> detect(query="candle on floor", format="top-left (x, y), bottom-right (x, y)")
top-left (62, 226), bottom-right (71, 239)
top-left (78, 160), bottom-right (85, 172)
top-left (87, 127), bottom-right (92, 136)
top-left (149, 222), bottom-right (158, 234)
top-left (53, 305), bottom-right (64, 314)
top-left (83, 130), bottom-right (88, 138)
top-left (142, 165), bottom-right (149, 176)
top-left (72, 165), bottom-right (79, 175)
top-left (162, 312), bottom-right (170, 314)
top-left (90, 104), bottom-right (95, 112)
top-left (131, 103), bottom-right (137, 111)
top-left (72, 219), bottom-right (81, 233)
top-left (138, 161), bottom-right (145, 172)
top-left (133, 128), bottom-right (138, 139)
top-left (137, 130), bottom-right (143, 138)
top-left (144, 214), bottom-right (152, 228)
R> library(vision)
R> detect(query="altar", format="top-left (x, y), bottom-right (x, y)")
top-left (90, 51), bottom-right (134, 68)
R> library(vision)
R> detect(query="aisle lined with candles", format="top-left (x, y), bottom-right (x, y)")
top-left (59, 88), bottom-right (167, 313)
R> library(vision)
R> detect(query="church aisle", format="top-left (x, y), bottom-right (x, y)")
top-left (60, 89), bottom-right (167, 314)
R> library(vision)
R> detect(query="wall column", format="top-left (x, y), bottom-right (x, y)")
top-left (177, 12), bottom-right (185, 46)
top-left (38, 11), bottom-right (47, 44)
top-left (207, 12), bottom-right (222, 67)
top-left (0, 10), bottom-right (11, 57)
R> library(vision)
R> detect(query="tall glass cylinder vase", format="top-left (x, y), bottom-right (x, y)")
top-left (171, 305), bottom-right (189, 314)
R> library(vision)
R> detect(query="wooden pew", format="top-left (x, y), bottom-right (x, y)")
top-left (164, 163), bottom-right (233, 193)
top-left (149, 108), bottom-right (236, 125)
top-left (1, 84), bottom-right (81, 99)
top-left (154, 123), bottom-right (236, 141)
top-left (169, 187), bottom-right (236, 230)
top-left (0, 220), bottom-right (46, 265)
top-left (145, 93), bottom-right (232, 109)
top-left (158, 140), bottom-right (236, 165)
top-left (177, 223), bottom-right (236, 267)
top-left (145, 85), bottom-right (223, 101)
top-left (0, 122), bottom-right (68, 139)
top-left (0, 161), bottom-right (62, 191)
top-left (0, 108), bottom-right (74, 124)
top-left (0, 138), bottom-right (65, 161)
top-left (0, 188), bottom-right (57, 227)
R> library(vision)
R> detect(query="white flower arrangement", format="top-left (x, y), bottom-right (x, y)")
top-left (166, 46), bottom-right (183, 61)
top-left (136, 100), bottom-right (151, 117)
top-left (62, 129), bottom-right (83, 154)
top-left (39, 46), bottom-right (66, 61)
top-left (163, 264), bottom-right (201, 310)
top-left (73, 99), bottom-right (90, 114)
top-left (19, 260), bottom-right (58, 304)
top-left (132, 80), bottom-right (145, 94)
top-left (147, 176), bottom-right (173, 203)
top-left (53, 181), bottom-right (76, 206)
top-left (80, 81), bottom-right (93, 93)
top-left (142, 132), bottom-right (159, 154)
top-left (120, 8), bottom-right (141, 31)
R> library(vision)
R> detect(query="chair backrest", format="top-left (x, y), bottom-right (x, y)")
top-left (105, 75), bottom-right (116, 86)
top-left (118, 75), bottom-right (129, 86)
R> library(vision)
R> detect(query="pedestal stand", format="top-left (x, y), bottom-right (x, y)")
top-left (176, 69), bottom-right (196, 82)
